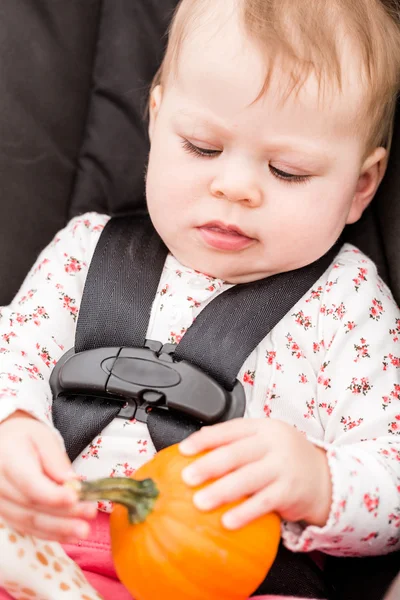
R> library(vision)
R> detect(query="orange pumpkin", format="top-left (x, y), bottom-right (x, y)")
top-left (76, 443), bottom-right (281, 600)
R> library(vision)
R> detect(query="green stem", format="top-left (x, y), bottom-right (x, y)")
top-left (69, 477), bottom-right (159, 525)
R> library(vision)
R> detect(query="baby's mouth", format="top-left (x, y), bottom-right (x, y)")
top-left (197, 221), bottom-right (255, 251)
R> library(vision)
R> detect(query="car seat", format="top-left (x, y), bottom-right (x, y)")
top-left (0, 1), bottom-right (398, 599)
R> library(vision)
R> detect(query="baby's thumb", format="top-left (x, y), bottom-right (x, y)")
top-left (36, 428), bottom-right (76, 485)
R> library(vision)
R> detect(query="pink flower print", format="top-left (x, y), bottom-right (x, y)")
top-left (332, 498), bottom-right (347, 524)
top-left (340, 416), bottom-right (364, 432)
top-left (388, 510), bottom-right (400, 528)
top-left (33, 258), bottom-right (49, 275)
top-left (318, 401), bottom-right (335, 416)
top-left (159, 284), bottom-right (169, 297)
top-left (306, 286), bottom-right (323, 303)
top-left (304, 398), bottom-right (316, 419)
top-left (4, 373), bottom-right (22, 384)
top-left (59, 292), bottom-right (78, 321)
top-left (300, 537), bottom-right (313, 552)
top-left (387, 537), bottom-right (399, 547)
top-left (353, 267), bottom-right (368, 292)
top-left (31, 306), bottom-right (50, 326)
top-left (92, 223), bottom-right (105, 233)
top-left (168, 327), bottom-right (187, 344)
top-left (10, 312), bottom-right (27, 326)
top-left (317, 375), bottom-right (331, 390)
top-left (347, 377), bottom-right (373, 396)
top-left (82, 437), bottom-right (102, 459)
top-left (361, 532), bottom-right (379, 542)
top-left (18, 289), bottom-right (36, 306)
top-left (313, 342), bottom-right (320, 353)
top-left (2, 331), bottom-right (16, 344)
top-left (299, 373), bottom-right (308, 384)
top-left (285, 334), bottom-right (305, 359)
top-left (389, 415), bottom-right (400, 435)
top-left (264, 384), bottom-right (280, 417)
top-left (389, 318), bottom-right (400, 343)
top-left (369, 298), bottom-right (384, 321)
top-left (265, 350), bottom-right (276, 365)
top-left (332, 303), bottom-right (346, 321)
top-left (187, 296), bottom-right (201, 309)
top-left (383, 354), bottom-right (400, 371)
top-left (243, 370), bottom-right (255, 386)
top-left (0, 387), bottom-right (17, 399)
top-left (292, 310), bottom-right (312, 330)
top-left (344, 321), bottom-right (357, 334)
top-left (354, 338), bottom-right (370, 362)
top-left (137, 439), bottom-right (148, 455)
top-left (207, 283), bottom-right (218, 292)
top-left (381, 384), bottom-right (400, 410)
top-left (64, 254), bottom-right (84, 274)
top-left (325, 279), bottom-right (338, 293)
top-left (319, 361), bottom-right (330, 373)
top-left (110, 463), bottom-right (136, 478)
top-left (341, 526), bottom-right (355, 534)
top-left (0, 348), bottom-right (9, 354)
top-left (36, 345), bottom-right (56, 369)
top-left (51, 336), bottom-right (65, 351)
top-left (25, 364), bottom-right (44, 381)
top-left (175, 269), bottom-right (182, 278)
top-left (379, 447), bottom-right (400, 462)
top-left (363, 491), bottom-right (380, 517)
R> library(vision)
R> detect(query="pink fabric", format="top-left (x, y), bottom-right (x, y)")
top-left (61, 511), bottom-right (132, 600)
top-left (0, 512), bottom-right (324, 600)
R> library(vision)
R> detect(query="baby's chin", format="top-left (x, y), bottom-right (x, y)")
top-left (172, 248), bottom-right (275, 284)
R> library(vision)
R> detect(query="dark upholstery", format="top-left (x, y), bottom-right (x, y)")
top-left (0, 1), bottom-right (398, 598)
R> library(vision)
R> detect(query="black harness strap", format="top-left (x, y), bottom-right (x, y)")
top-left (75, 214), bottom-right (168, 352)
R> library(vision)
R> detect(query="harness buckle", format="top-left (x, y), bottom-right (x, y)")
top-left (50, 340), bottom-right (246, 425)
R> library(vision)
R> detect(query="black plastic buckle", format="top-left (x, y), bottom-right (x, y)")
top-left (49, 340), bottom-right (246, 425)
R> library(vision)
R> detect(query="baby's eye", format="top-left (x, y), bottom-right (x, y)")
top-left (182, 139), bottom-right (221, 158)
top-left (269, 165), bottom-right (311, 184)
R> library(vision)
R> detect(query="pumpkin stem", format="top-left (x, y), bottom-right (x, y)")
top-left (67, 478), bottom-right (159, 525)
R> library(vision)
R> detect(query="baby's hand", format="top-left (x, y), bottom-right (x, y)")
top-left (179, 419), bottom-right (332, 530)
top-left (0, 411), bottom-right (97, 542)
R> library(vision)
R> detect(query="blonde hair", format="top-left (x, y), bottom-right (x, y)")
top-left (150, 0), bottom-right (400, 154)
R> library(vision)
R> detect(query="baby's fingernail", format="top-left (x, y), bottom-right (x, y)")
top-left (193, 492), bottom-right (215, 511)
top-left (75, 523), bottom-right (89, 538)
top-left (179, 440), bottom-right (196, 455)
top-left (182, 467), bottom-right (201, 486)
top-left (83, 504), bottom-right (98, 518)
top-left (222, 513), bottom-right (239, 530)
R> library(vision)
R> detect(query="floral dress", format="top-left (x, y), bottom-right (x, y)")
top-left (0, 212), bottom-right (399, 557)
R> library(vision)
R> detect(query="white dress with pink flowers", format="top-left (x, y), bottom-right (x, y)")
top-left (0, 212), bottom-right (399, 557)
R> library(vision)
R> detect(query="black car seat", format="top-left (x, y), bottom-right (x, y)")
top-left (0, 2), bottom-right (398, 599)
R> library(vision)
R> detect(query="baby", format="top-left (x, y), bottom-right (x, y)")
top-left (0, 0), bottom-right (399, 598)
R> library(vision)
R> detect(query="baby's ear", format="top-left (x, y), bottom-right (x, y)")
top-left (346, 147), bottom-right (388, 224)
top-left (148, 85), bottom-right (163, 141)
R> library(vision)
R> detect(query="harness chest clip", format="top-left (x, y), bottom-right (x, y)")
top-left (50, 340), bottom-right (246, 425)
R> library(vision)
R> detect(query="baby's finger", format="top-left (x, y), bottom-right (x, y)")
top-left (4, 458), bottom-right (77, 509)
top-left (0, 474), bottom-right (29, 506)
top-left (0, 497), bottom-right (91, 542)
top-left (182, 437), bottom-right (265, 486)
top-left (179, 419), bottom-right (257, 455)
top-left (221, 483), bottom-right (281, 530)
top-left (192, 459), bottom-right (276, 511)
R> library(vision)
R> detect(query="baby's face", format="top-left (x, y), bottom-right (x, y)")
top-left (146, 7), bottom-right (382, 283)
